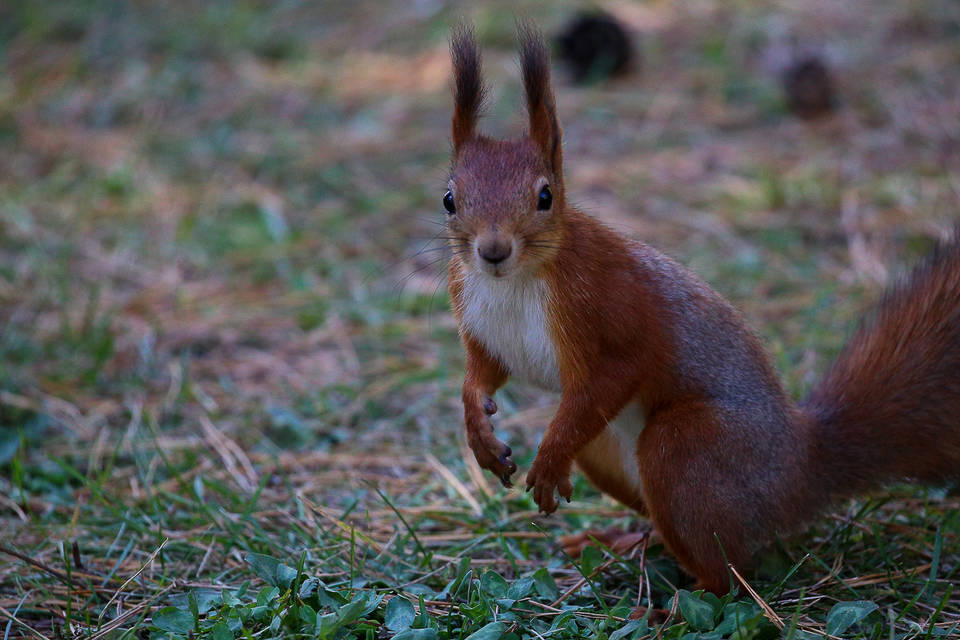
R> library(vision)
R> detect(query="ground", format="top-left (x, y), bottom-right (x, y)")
top-left (1, 1), bottom-right (959, 638)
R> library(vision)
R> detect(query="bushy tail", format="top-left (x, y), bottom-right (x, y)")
top-left (803, 230), bottom-right (960, 496)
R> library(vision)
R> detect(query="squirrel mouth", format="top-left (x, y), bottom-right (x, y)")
top-left (479, 261), bottom-right (514, 278)
top-left (487, 265), bottom-right (508, 278)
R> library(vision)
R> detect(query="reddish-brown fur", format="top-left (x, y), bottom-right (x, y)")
top-left (445, 24), bottom-right (960, 594)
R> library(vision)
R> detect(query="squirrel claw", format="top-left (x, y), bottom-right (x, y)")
top-left (525, 458), bottom-right (572, 514)
top-left (465, 410), bottom-right (515, 487)
top-left (497, 450), bottom-right (517, 486)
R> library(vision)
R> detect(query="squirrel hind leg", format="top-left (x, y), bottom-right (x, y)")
top-left (636, 400), bottom-right (789, 595)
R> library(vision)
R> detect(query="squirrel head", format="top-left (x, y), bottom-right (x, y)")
top-left (444, 23), bottom-right (565, 279)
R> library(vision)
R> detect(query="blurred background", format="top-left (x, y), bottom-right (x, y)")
top-left (1, 0), bottom-right (959, 636)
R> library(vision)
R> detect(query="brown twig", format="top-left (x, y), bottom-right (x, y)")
top-left (0, 544), bottom-right (87, 591)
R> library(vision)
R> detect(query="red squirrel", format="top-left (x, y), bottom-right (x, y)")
top-left (444, 24), bottom-right (960, 595)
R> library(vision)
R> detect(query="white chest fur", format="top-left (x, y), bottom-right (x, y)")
top-left (459, 271), bottom-right (562, 392)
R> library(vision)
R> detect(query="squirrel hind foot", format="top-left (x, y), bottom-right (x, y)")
top-left (628, 605), bottom-right (671, 624)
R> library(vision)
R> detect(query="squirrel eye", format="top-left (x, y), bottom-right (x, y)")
top-left (443, 190), bottom-right (456, 215)
top-left (537, 185), bottom-right (553, 211)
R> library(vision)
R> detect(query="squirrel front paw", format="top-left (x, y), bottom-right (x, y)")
top-left (466, 398), bottom-right (517, 487)
top-left (525, 455), bottom-right (573, 515)
top-left (474, 436), bottom-right (517, 487)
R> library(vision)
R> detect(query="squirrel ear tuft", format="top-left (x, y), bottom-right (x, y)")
top-left (518, 21), bottom-right (563, 175)
top-left (450, 23), bottom-right (485, 153)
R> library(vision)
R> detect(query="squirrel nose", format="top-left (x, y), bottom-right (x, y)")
top-left (477, 239), bottom-right (513, 265)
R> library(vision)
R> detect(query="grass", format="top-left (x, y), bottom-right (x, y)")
top-left (1, 0), bottom-right (959, 638)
